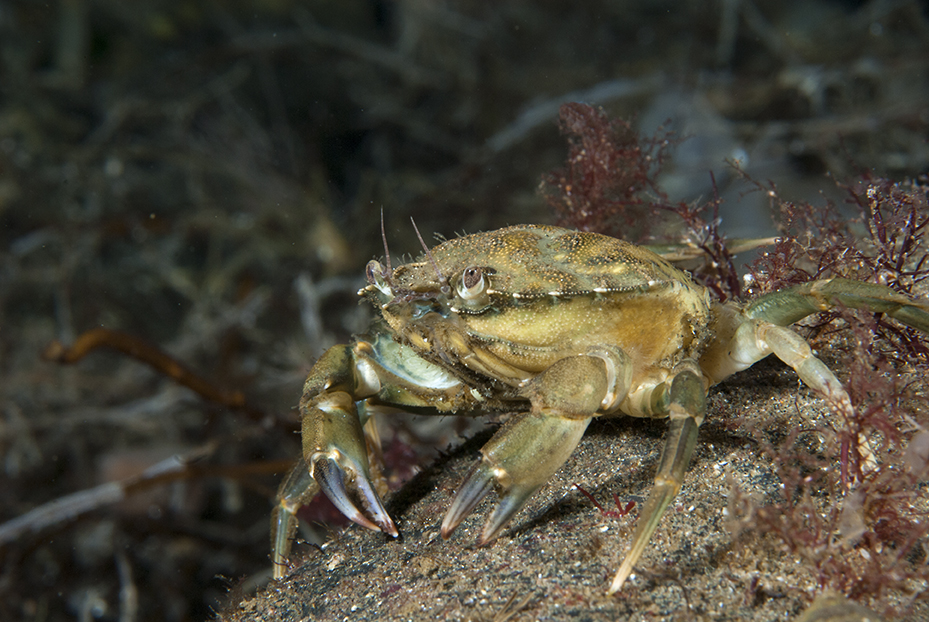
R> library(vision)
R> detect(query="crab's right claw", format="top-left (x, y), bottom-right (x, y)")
top-left (269, 450), bottom-right (397, 581)
top-left (304, 390), bottom-right (398, 537)
top-left (313, 453), bottom-right (398, 536)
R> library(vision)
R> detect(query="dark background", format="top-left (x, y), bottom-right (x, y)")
top-left (1, 1), bottom-right (927, 620)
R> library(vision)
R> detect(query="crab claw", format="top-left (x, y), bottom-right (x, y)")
top-left (478, 480), bottom-right (538, 545)
top-left (440, 460), bottom-right (495, 539)
top-left (440, 458), bottom-right (542, 544)
top-left (301, 387), bottom-right (399, 538)
top-left (442, 355), bottom-right (615, 544)
top-left (313, 453), bottom-right (399, 537)
top-left (440, 411), bottom-right (591, 543)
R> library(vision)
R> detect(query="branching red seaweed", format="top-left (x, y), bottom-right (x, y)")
top-left (544, 104), bottom-right (929, 614)
top-left (539, 103), bottom-right (674, 241)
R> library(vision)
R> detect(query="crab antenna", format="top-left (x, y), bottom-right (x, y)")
top-left (379, 208), bottom-right (393, 277)
top-left (410, 217), bottom-right (451, 295)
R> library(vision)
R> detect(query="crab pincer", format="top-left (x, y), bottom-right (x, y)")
top-left (269, 224), bottom-right (929, 592)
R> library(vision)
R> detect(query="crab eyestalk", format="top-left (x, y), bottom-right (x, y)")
top-left (364, 260), bottom-right (394, 299)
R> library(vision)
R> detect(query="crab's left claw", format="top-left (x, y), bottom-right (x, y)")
top-left (440, 413), bottom-right (591, 542)
top-left (442, 350), bottom-right (630, 545)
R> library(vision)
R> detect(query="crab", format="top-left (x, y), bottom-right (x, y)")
top-left (270, 223), bottom-right (929, 593)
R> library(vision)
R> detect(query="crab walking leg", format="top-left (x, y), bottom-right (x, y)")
top-left (444, 411), bottom-right (592, 543)
top-left (724, 318), bottom-right (880, 471)
top-left (746, 278), bottom-right (929, 333)
top-left (609, 365), bottom-right (706, 594)
top-left (760, 322), bottom-right (883, 471)
top-left (442, 351), bottom-right (629, 543)
top-left (271, 457), bottom-right (320, 579)
top-left (745, 277), bottom-right (929, 448)
top-left (756, 323), bottom-right (852, 413)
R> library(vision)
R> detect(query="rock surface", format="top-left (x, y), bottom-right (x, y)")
top-left (221, 359), bottom-right (927, 621)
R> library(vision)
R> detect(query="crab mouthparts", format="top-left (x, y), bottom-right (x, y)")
top-left (386, 288), bottom-right (444, 307)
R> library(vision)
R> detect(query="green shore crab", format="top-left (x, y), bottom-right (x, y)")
top-left (270, 224), bottom-right (929, 593)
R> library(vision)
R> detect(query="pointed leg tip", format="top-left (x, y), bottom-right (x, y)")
top-left (609, 558), bottom-right (635, 594)
top-left (477, 483), bottom-right (537, 546)
top-left (271, 545), bottom-right (292, 580)
top-left (441, 460), bottom-right (496, 540)
top-left (608, 571), bottom-right (629, 595)
top-left (440, 507), bottom-right (468, 540)
top-left (478, 522), bottom-right (503, 546)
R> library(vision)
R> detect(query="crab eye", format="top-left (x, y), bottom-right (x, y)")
top-left (457, 266), bottom-right (485, 300)
top-left (366, 260), bottom-right (392, 296)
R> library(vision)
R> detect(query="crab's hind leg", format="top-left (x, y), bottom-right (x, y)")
top-left (609, 363), bottom-right (706, 594)
top-left (706, 277), bottom-right (929, 404)
top-left (746, 277), bottom-right (929, 333)
top-left (441, 347), bottom-right (632, 546)
top-left (739, 278), bottom-right (929, 417)
top-left (703, 278), bottom-right (929, 477)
